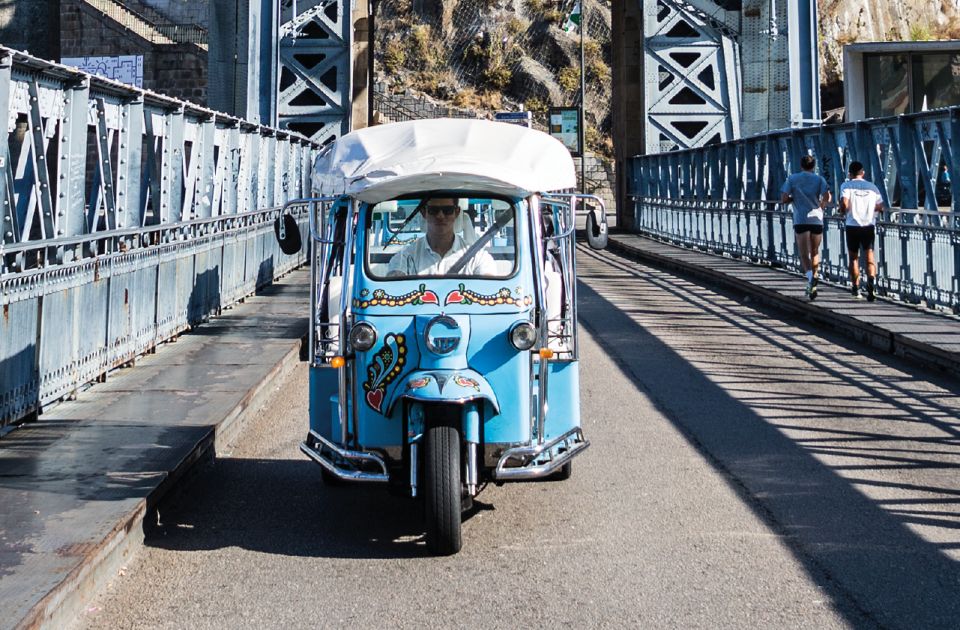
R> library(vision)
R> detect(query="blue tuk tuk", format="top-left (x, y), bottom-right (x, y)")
top-left (275, 118), bottom-right (608, 554)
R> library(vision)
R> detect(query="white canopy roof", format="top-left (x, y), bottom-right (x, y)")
top-left (311, 118), bottom-right (577, 203)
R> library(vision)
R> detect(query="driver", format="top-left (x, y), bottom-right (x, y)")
top-left (386, 197), bottom-right (496, 277)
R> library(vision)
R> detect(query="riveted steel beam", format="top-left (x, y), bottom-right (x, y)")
top-left (0, 46), bottom-right (321, 427)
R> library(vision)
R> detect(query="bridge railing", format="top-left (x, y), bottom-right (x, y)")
top-left (627, 104), bottom-right (960, 314)
top-left (630, 198), bottom-right (959, 313)
top-left (0, 47), bottom-right (318, 428)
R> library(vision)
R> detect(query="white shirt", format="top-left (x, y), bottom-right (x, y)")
top-left (840, 179), bottom-right (884, 227)
top-left (386, 234), bottom-right (497, 277)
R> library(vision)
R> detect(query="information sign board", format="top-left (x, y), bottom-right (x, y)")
top-left (494, 111), bottom-right (533, 128)
top-left (549, 107), bottom-right (581, 157)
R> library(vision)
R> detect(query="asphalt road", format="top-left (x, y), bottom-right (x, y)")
top-left (80, 248), bottom-right (960, 629)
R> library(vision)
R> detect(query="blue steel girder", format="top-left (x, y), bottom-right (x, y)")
top-left (643, 0), bottom-right (740, 153)
top-left (279, 1), bottom-right (352, 145)
top-left (951, 109), bottom-right (960, 214)
top-left (0, 46), bottom-right (319, 426)
top-left (629, 103), bottom-right (960, 314)
top-left (0, 46), bottom-right (319, 250)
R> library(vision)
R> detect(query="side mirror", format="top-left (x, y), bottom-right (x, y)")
top-left (274, 213), bottom-right (303, 255)
top-left (585, 207), bottom-right (608, 250)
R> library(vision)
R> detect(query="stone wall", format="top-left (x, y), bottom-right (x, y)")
top-left (0, 0), bottom-right (59, 59)
top-left (60, 0), bottom-right (207, 105)
top-left (580, 154), bottom-right (616, 223)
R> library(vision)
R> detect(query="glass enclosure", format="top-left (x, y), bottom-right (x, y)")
top-left (865, 54), bottom-right (909, 118)
top-left (365, 196), bottom-right (517, 279)
top-left (912, 53), bottom-right (960, 111)
top-left (865, 50), bottom-right (960, 118)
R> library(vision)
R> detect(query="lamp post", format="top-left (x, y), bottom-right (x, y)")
top-left (579, 3), bottom-right (586, 193)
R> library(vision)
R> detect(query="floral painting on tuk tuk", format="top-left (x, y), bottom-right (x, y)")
top-left (406, 376), bottom-right (431, 390)
top-left (363, 333), bottom-right (407, 412)
top-left (444, 284), bottom-right (532, 307)
top-left (353, 285), bottom-right (439, 309)
top-left (453, 375), bottom-right (480, 391)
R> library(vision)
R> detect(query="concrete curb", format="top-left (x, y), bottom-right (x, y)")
top-left (16, 333), bottom-right (307, 630)
top-left (607, 236), bottom-right (960, 380)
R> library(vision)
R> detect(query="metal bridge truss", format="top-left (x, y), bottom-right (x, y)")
top-left (627, 107), bottom-right (960, 313)
top-left (643, 0), bottom-right (741, 153)
top-left (0, 47), bottom-right (317, 427)
top-left (278, 0), bottom-right (352, 145)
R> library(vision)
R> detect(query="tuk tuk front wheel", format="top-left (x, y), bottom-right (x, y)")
top-left (424, 425), bottom-right (463, 555)
top-left (320, 467), bottom-right (344, 486)
top-left (551, 461), bottom-right (573, 481)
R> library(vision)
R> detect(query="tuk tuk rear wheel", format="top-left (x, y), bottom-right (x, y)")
top-left (424, 425), bottom-right (463, 555)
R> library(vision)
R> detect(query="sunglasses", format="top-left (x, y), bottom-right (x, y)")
top-left (425, 205), bottom-right (458, 216)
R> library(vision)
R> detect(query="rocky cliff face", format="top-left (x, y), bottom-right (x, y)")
top-left (375, 0), bottom-right (613, 156)
top-left (820, 0), bottom-right (960, 90)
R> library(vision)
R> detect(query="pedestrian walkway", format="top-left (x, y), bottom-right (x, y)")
top-left (607, 233), bottom-right (960, 379)
top-left (0, 270), bottom-right (309, 630)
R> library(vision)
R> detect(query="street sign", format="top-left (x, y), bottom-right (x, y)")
top-left (494, 111), bottom-right (532, 128)
top-left (549, 107), bottom-right (581, 157)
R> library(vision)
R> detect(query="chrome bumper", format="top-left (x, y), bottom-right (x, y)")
top-left (300, 430), bottom-right (390, 483)
top-left (492, 427), bottom-right (589, 481)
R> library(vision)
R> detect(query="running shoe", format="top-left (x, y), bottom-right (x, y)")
top-left (851, 283), bottom-right (861, 299)
top-left (809, 277), bottom-right (818, 301)
top-left (866, 277), bottom-right (876, 302)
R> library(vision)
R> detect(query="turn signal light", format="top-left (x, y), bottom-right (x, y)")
top-left (330, 356), bottom-right (346, 368)
top-left (538, 348), bottom-right (554, 359)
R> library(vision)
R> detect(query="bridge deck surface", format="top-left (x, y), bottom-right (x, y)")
top-left (2, 236), bottom-right (960, 628)
top-left (0, 270), bottom-right (309, 630)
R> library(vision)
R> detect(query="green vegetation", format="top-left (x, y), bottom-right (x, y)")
top-left (383, 40), bottom-right (406, 74)
top-left (909, 22), bottom-right (932, 41)
top-left (409, 25), bottom-right (444, 70)
top-left (410, 69), bottom-right (456, 99)
top-left (506, 17), bottom-right (527, 37)
top-left (558, 66), bottom-right (581, 93)
top-left (524, 97), bottom-right (549, 114)
top-left (482, 64), bottom-right (513, 91)
top-left (525, 0), bottom-right (562, 22)
top-left (589, 59), bottom-right (610, 84)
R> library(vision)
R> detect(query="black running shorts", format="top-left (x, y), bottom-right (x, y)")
top-left (794, 224), bottom-right (823, 235)
top-left (845, 225), bottom-right (876, 252)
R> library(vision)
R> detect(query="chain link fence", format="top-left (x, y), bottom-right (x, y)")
top-left (376, 0), bottom-right (611, 154)
top-left (373, 1), bottom-right (615, 210)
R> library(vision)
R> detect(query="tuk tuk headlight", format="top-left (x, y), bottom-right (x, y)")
top-left (509, 321), bottom-right (537, 351)
top-left (425, 315), bottom-right (461, 355)
top-left (349, 322), bottom-right (378, 352)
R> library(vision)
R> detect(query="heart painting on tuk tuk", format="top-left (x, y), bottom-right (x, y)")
top-left (362, 333), bottom-right (407, 413)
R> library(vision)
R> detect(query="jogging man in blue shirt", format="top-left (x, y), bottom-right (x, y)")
top-left (781, 155), bottom-right (832, 300)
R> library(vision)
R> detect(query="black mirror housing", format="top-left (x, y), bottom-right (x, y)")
top-left (274, 213), bottom-right (303, 255)
top-left (585, 208), bottom-right (608, 250)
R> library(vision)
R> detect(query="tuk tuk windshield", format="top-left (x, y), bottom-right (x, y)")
top-left (366, 196), bottom-right (517, 279)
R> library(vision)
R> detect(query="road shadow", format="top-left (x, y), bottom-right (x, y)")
top-left (144, 455), bottom-right (492, 560)
top-left (576, 247), bottom-right (960, 629)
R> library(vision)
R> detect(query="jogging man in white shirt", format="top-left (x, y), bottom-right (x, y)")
top-left (839, 161), bottom-right (885, 301)
top-left (386, 197), bottom-right (496, 277)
